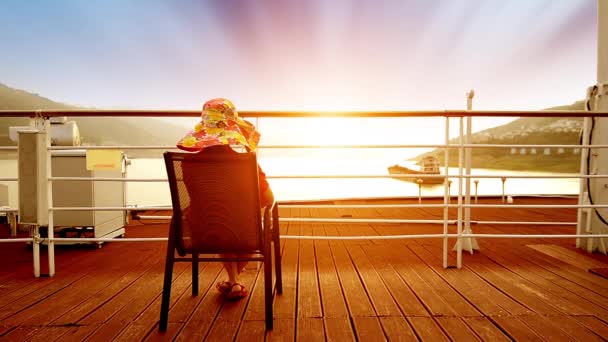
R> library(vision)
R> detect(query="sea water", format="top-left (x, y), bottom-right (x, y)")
top-left (0, 151), bottom-right (580, 208)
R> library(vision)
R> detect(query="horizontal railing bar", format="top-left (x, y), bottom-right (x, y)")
top-left (134, 215), bottom-right (575, 226)
top-left (0, 208), bottom-right (17, 212)
top-left (283, 218), bottom-right (455, 224)
top-left (46, 174), bottom-right (608, 182)
top-left (460, 234), bottom-right (608, 238)
top-left (132, 214), bottom-right (452, 224)
top-left (461, 144), bottom-right (605, 148)
top-left (45, 143), bottom-right (608, 150)
top-left (462, 204), bottom-right (608, 208)
top-left (52, 206), bottom-right (171, 211)
top-left (280, 204), bottom-right (451, 208)
top-left (0, 238), bottom-right (34, 243)
top-left (38, 233), bottom-right (608, 243)
top-left (41, 143), bottom-right (608, 151)
top-left (475, 220), bottom-right (576, 225)
top-left (50, 145), bottom-right (180, 150)
top-left (57, 203), bottom-right (608, 212)
top-left (50, 177), bottom-right (168, 182)
top-left (0, 178), bottom-right (17, 181)
top-left (51, 237), bottom-right (167, 242)
top-left (281, 233), bottom-right (608, 239)
top-left (1, 109), bottom-right (608, 118)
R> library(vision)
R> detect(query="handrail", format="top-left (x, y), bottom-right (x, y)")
top-left (1, 109), bottom-right (606, 276)
top-left (2, 109), bottom-right (608, 118)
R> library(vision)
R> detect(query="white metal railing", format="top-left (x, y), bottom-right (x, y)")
top-left (2, 109), bottom-right (608, 277)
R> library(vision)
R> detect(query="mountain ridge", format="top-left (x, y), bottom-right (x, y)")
top-left (0, 83), bottom-right (188, 157)
top-left (413, 100), bottom-right (585, 172)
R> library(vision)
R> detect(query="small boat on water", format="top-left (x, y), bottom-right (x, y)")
top-left (388, 156), bottom-right (445, 185)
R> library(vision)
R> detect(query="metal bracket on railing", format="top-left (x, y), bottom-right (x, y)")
top-left (32, 110), bottom-right (48, 131)
top-left (31, 230), bottom-right (42, 245)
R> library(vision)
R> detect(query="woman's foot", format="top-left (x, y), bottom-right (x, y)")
top-left (215, 281), bottom-right (232, 294)
top-left (226, 283), bottom-right (248, 300)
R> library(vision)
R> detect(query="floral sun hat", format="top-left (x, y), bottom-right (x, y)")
top-left (177, 98), bottom-right (260, 152)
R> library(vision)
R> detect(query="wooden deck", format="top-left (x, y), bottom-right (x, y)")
top-left (1, 196), bottom-right (608, 341)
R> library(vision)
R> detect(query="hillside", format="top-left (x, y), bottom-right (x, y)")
top-left (414, 100), bottom-right (586, 173)
top-left (0, 83), bottom-right (187, 157)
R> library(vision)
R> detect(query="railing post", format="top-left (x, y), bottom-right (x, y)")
top-left (44, 118), bottom-right (55, 276)
top-left (474, 179), bottom-right (479, 204)
top-left (443, 116), bottom-right (450, 268)
top-left (456, 116), bottom-right (464, 268)
top-left (461, 91), bottom-right (479, 255)
top-left (577, 115), bottom-right (591, 249)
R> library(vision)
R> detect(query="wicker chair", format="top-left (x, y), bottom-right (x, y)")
top-left (159, 150), bottom-right (282, 331)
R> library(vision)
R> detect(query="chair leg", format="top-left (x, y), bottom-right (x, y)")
top-left (264, 241), bottom-right (273, 330)
top-left (273, 205), bottom-right (283, 294)
top-left (159, 249), bottom-right (175, 331)
top-left (192, 253), bottom-right (199, 296)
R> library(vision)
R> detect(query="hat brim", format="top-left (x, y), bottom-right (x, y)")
top-left (177, 118), bottom-right (260, 152)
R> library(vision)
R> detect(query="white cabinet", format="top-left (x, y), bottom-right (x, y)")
top-left (51, 151), bottom-right (127, 239)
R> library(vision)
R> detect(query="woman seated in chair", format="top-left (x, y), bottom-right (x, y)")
top-left (176, 98), bottom-right (274, 300)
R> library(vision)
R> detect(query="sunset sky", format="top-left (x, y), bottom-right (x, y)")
top-left (0, 0), bottom-right (598, 112)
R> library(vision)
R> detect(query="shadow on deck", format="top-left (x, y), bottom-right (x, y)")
top-left (1, 197), bottom-right (608, 341)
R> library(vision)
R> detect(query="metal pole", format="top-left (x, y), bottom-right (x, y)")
top-left (599, 0), bottom-right (608, 83)
top-left (465, 90), bottom-right (473, 233)
top-left (457, 117), bottom-right (464, 268)
top-left (32, 227), bottom-right (40, 277)
top-left (44, 118), bottom-right (55, 276)
top-left (443, 117), bottom-right (450, 268)
top-left (474, 179), bottom-right (479, 204)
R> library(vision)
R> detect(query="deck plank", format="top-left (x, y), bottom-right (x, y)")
top-left (164, 262), bottom-right (223, 323)
top-left (462, 316), bottom-right (510, 341)
top-left (297, 223), bottom-right (322, 318)
top-left (352, 317), bottom-right (387, 341)
top-left (264, 318), bottom-right (295, 341)
top-left (412, 243), bottom-right (532, 316)
top-left (573, 315), bottom-right (608, 340)
top-left (324, 317), bottom-right (356, 342)
top-left (547, 314), bottom-right (606, 341)
top-left (53, 325), bottom-right (99, 341)
top-left (378, 316), bottom-right (418, 341)
top-left (363, 243), bottom-right (430, 317)
top-left (272, 224), bottom-right (299, 320)
top-left (174, 319), bottom-right (214, 341)
top-left (347, 244), bottom-right (402, 316)
top-left (516, 314), bottom-right (578, 341)
top-left (389, 244), bottom-right (480, 317)
top-left (434, 316), bottom-right (481, 341)
top-left (464, 253), bottom-right (583, 316)
top-left (491, 314), bottom-right (545, 341)
top-left (325, 224), bottom-right (376, 317)
top-left (51, 253), bottom-right (162, 325)
top-left (407, 316), bottom-right (449, 341)
top-left (480, 242), bottom-right (608, 316)
top-left (315, 225), bottom-right (349, 318)
top-left (528, 244), bottom-right (608, 270)
top-left (296, 317), bottom-right (325, 342)
top-left (203, 320), bottom-right (241, 342)
top-left (236, 320), bottom-right (266, 342)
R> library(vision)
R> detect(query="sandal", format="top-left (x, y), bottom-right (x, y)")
top-left (226, 283), bottom-right (248, 300)
top-left (215, 281), bottom-right (232, 294)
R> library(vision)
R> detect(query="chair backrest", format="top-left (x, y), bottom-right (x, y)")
top-left (164, 150), bottom-right (263, 255)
